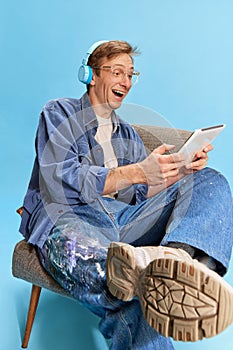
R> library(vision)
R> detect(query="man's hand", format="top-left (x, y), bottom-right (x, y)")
top-left (138, 144), bottom-right (186, 186)
top-left (102, 143), bottom-right (213, 198)
top-left (146, 144), bottom-right (213, 198)
top-left (182, 144), bottom-right (214, 174)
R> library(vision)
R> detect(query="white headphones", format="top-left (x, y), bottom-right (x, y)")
top-left (78, 40), bottom-right (109, 84)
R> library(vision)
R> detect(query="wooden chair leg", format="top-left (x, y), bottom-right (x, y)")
top-left (22, 285), bottom-right (42, 348)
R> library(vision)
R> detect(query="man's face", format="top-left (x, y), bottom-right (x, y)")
top-left (88, 53), bottom-right (134, 115)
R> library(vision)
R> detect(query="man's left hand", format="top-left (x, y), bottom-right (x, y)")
top-left (183, 143), bottom-right (214, 173)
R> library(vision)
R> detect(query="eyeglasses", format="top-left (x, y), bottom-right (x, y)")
top-left (93, 65), bottom-right (140, 85)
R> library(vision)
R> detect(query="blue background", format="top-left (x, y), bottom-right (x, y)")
top-left (1, 1), bottom-right (233, 349)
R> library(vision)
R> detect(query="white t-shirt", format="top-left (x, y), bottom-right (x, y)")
top-left (95, 115), bottom-right (118, 198)
top-left (95, 115), bottom-right (118, 169)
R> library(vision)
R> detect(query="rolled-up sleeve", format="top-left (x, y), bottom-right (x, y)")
top-left (126, 126), bottom-right (149, 203)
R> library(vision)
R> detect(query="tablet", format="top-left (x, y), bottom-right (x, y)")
top-left (178, 124), bottom-right (226, 162)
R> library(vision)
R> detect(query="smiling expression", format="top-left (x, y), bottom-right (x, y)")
top-left (88, 53), bottom-right (134, 117)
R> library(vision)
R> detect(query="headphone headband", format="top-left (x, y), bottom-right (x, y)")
top-left (78, 40), bottom-right (109, 84)
top-left (82, 40), bottom-right (109, 65)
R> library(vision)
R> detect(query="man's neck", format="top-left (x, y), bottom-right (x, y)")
top-left (92, 104), bottom-right (112, 119)
top-left (88, 93), bottom-right (112, 119)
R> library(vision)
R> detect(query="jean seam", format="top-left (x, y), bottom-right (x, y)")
top-left (97, 198), bottom-right (120, 230)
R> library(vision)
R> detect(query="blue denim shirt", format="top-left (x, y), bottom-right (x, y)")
top-left (19, 93), bottom-right (148, 247)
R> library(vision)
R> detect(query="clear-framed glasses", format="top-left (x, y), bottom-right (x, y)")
top-left (93, 65), bottom-right (140, 85)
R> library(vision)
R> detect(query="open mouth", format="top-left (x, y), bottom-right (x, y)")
top-left (112, 89), bottom-right (124, 98)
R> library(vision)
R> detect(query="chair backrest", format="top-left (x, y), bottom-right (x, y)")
top-left (133, 124), bottom-right (191, 154)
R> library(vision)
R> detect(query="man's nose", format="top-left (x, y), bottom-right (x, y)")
top-left (121, 73), bottom-right (132, 86)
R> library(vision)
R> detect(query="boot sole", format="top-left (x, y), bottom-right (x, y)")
top-left (106, 242), bottom-right (137, 301)
top-left (140, 258), bottom-right (233, 341)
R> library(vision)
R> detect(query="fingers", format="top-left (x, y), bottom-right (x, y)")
top-left (186, 155), bottom-right (208, 170)
top-left (152, 144), bottom-right (185, 164)
top-left (153, 144), bottom-right (175, 155)
top-left (140, 144), bottom-right (187, 186)
top-left (203, 144), bottom-right (214, 153)
top-left (185, 144), bottom-right (213, 170)
top-left (195, 145), bottom-right (213, 159)
top-left (149, 145), bottom-right (186, 181)
top-left (162, 167), bottom-right (180, 180)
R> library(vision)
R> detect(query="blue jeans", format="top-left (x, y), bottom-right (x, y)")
top-left (38, 168), bottom-right (233, 349)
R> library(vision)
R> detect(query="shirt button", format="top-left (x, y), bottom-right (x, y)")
top-left (58, 210), bottom-right (63, 214)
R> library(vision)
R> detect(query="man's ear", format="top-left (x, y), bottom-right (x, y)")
top-left (89, 71), bottom-right (96, 86)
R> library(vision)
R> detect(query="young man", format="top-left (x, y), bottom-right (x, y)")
top-left (19, 40), bottom-right (233, 349)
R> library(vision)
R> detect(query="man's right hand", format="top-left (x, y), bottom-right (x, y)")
top-left (102, 144), bottom-right (186, 196)
top-left (137, 144), bottom-right (186, 186)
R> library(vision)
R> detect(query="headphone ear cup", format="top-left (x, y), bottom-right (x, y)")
top-left (78, 65), bottom-right (93, 84)
top-left (78, 40), bottom-right (108, 84)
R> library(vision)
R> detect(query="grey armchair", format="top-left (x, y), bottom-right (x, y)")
top-left (12, 124), bottom-right (191, 348)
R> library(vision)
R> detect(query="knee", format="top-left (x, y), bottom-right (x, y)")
top-left (194, 168), bottom-right (233, 212)
top-left (198, 167), bottom-right (231, 193)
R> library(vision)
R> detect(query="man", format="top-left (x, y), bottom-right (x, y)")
top-left (19, 40), bottom-right (233, 349)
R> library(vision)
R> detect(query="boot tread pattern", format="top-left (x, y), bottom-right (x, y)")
top-left (140, 258), bottom-right (232, 341)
